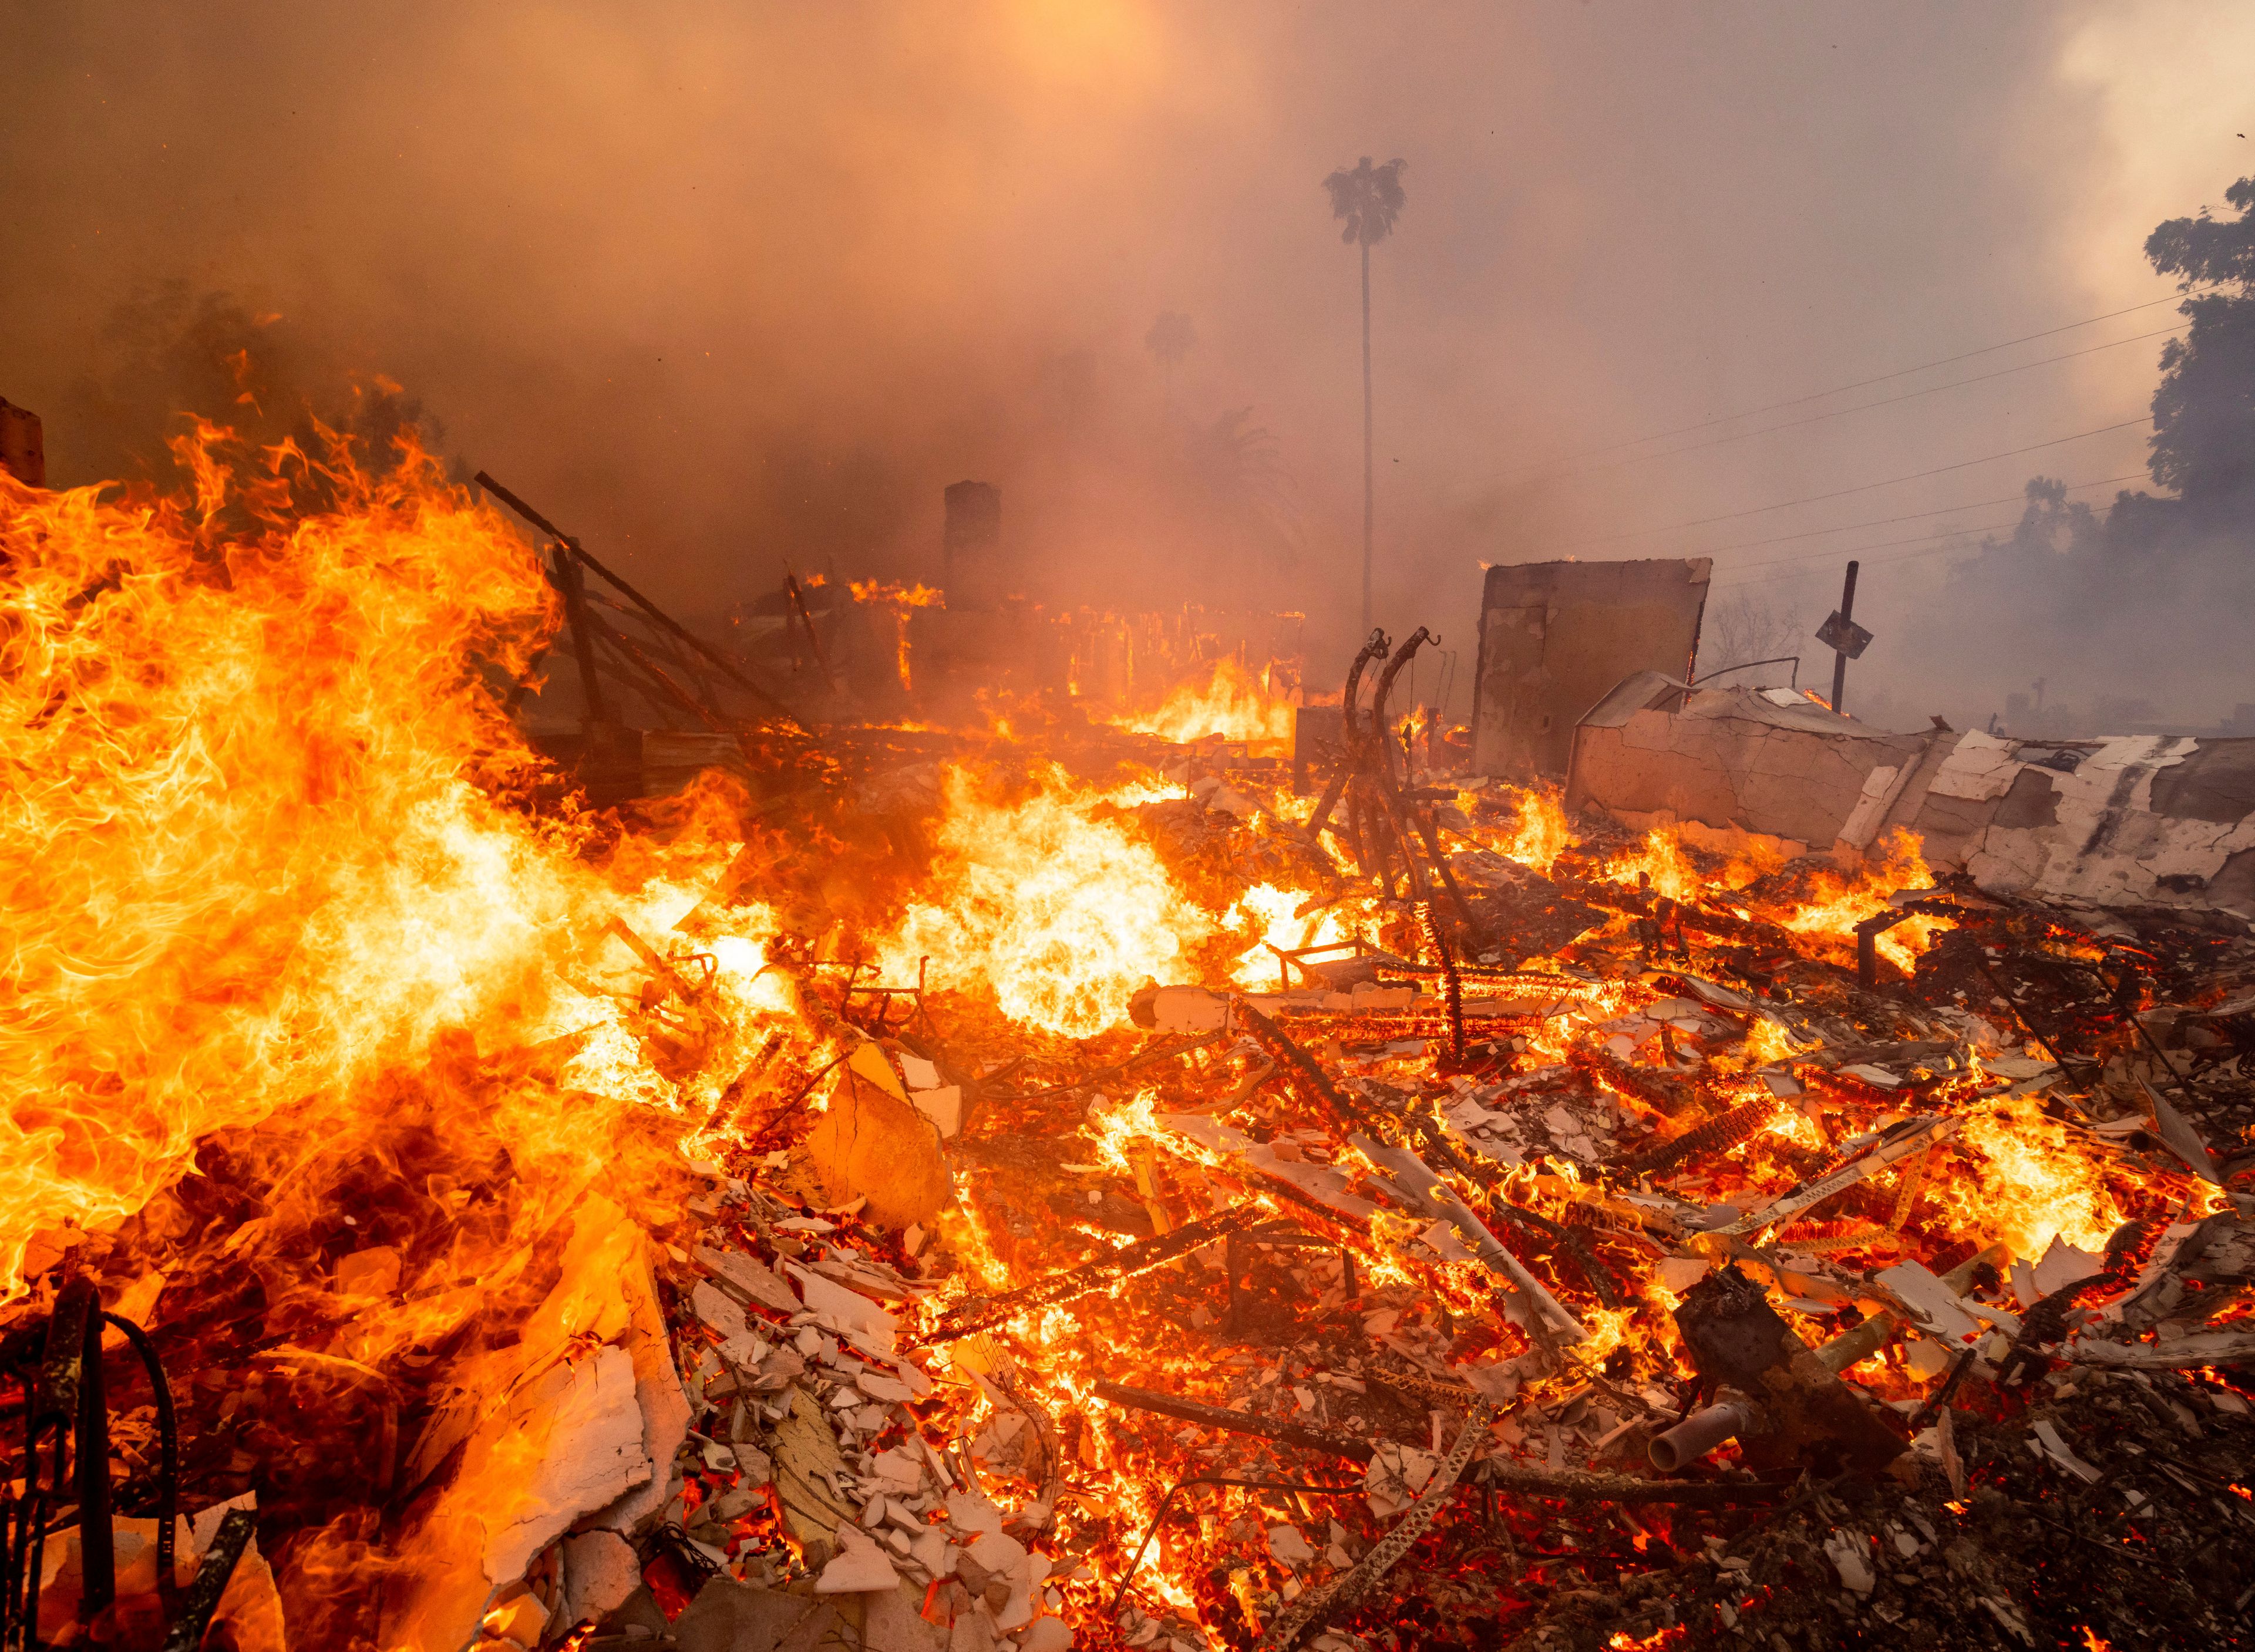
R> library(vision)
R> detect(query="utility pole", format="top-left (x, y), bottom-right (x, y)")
top-left (1829, 561), bottom-right (1857, 713)
top-left (1361, 237), bottom-right (1374, 636)
top-left (1815, 558), bottom-right (1873, 717)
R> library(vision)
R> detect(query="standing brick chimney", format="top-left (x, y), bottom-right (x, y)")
top-left (942, 481), bottom-right (1002, 611)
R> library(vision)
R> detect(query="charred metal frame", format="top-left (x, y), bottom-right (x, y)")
top-left (1, 1279), bottom-right (248, 1652)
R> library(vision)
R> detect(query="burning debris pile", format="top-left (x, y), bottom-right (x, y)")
top-left (5, 436), bottom-right (2255, 1652)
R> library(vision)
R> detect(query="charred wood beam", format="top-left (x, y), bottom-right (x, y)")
top-left (923, 1205), bottom-right (1270, 1343)
top-left (1625, 1094), bottom-right (1782, 1175)
top-left (1419, 901), bottom-right (1466, 1063)
top-left (1093, 1381), bottom-right (1376, 1463)
top-left (1108, 1475), bottom-right (1367, 1620)
top-left (1232, 999), bottom-right (1377, 1134)
top-left (551, 542), bottom-right (610, 726)
top-left (158, 1509), bottom-right (255, 1652)
top-left (1402, 797), bottom-right (1479, 930)
top-left (783, 574), bottom-right (836, 689)
top-left (1258, 1400), bottom-right (1496, 1652)
top-left (585, 612), bottom-right (735, 734)
top-left (1479, 1458), bottom-right (1779, 1506)
top-left (1569, 1043), bottom-right (1698, 1118)
top-left (1362, 1365), bottom-right (1482, 1406)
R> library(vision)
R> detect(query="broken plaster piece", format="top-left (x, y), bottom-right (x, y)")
top-left (816, 1526), bottom-right (903, 1593)
top-left (559, 1530), bottom-right (640, 1626)
top-left (1873, 1260), bottom-right (1983, 1347)
top-left (803, 1059), bottom-right (952, 1229)
top-left (789, 1262), bottom-right (901, 1353)
top-left (1822, 1530), bottom-right (1876, 1594)
top-left (695, 1245), bottom-right (802, 1314)
top-left (1930, 731), bottom-right (2022, 803)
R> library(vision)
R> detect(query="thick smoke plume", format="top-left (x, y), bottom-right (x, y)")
top-left (2, 3), bottom-right (2239, 722)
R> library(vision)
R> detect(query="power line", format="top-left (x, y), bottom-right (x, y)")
top-left (1691, 471), bottom-right (2151, 557)
top-left (1559, 415), bottom-right (2150, 547)
top-left (1530, 285), bottom-right (2213, 468)
top-left (1709, 516), bottom-right (2025, 580)
top-left (1709, 500), bottom-right (2153, 592)
top-left (1572, 327), bottom-right (2183, 474)
top-left (1711, 535), bottom-right (2003, 594)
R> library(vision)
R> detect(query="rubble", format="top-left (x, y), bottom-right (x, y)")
top-left (1566, 673), bottom-right (2255, 921)
top-left (10, 433), bottom-right (2255, 1652)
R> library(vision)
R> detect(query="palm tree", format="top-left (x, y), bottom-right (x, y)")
top-left (1323, 155), bottom-right (1408, 633)
top-left (1145, 311), bottom-right (1197, 412)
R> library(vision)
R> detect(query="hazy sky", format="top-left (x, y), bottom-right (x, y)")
top-left (4, 1), bottom-right (2250, 724)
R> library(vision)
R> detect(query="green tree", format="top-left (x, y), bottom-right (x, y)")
top-left (2145, 177), bottom-right (2255, 501)
top-left (1322, 155), bottom-right (1408, 632)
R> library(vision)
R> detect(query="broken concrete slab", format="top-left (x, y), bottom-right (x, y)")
top-left (1563, 679), bottom-right (2255, 918)
top-left (560, 1530), bottom-right (641, 1627)
top-left (1564, 674), bottom-right (1930, 858)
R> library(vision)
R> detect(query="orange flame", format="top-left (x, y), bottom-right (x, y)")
top-left (0, 423), bottom-right (782, 1296)
top-left (1110, 658), bottom-right (1295, 745)
top-left (1782, 828), bottom-right (1946, 973)
top-left (848, 578), bottom-right (944, 608)
top-left (877, 766), bottom-right (1210, 1036)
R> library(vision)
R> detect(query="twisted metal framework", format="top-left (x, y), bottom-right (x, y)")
top-left (1, 1278), bottom-right (247, 1651)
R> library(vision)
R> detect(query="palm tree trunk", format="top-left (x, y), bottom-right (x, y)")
top-left (1360, 237), bottom-right (1374, 635)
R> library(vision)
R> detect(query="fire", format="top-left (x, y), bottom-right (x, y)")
top-left (1941, 1093), bottom-right (2132, 1257)
top-left (876, 764), bottom-right (1211, 1036)
top-left (1491, 783), bottom-right (1576, 873)
top-left (1602, 827), bottom-right (1707, 903)
top-left (4, 413), bottom-right (2231, 1649)
top-left (1782, 828), bottom-right (1947, 973)
top-left (1225, 882), bottom-right (1376, 987)
top-left (1112, 656), bottom-right (1295, 745)
top-left (848, 578), bottom-right (944, 606)
top-left (0, 422), bottom-right (787, 1297)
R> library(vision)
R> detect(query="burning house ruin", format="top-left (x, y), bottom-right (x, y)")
top-left (5, 421), bottom-right (2255, 1652)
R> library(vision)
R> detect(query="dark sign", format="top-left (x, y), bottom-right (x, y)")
top-left (1816, 611), bottom-right (1873, 659)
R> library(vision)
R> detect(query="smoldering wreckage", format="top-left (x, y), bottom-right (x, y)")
top-left (6, 409), bottom-right (2255, 1652)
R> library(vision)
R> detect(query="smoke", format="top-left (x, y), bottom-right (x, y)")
top-left (0, 2), bottom-right (2234, 721)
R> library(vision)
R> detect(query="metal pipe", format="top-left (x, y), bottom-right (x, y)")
top-left (1648, 1400), bottom-right (1759, 1472)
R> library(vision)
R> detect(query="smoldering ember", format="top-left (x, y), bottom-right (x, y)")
top-left (6, 409), bottom-right (2255, 1652)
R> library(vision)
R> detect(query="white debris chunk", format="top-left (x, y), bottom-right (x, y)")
top-left (1822, 1530), bottom-right (1876, 1594)
top-left (859, 1368), bottom-right (916, 1404)
top-left (695, 1245), bottom-right (802, 1314)
top-left (2030, 1419), bottom-right (2104, 1484)
top-left (870, 1445), bottom-right (925, 1493)
top-left (560, 1530), bottom-right (640, 1624)
top-left (1874, 1260), bottom-right (1983, 1346)
top-left (2028, 1235), bottom-right (2105, 1299)
top-left (1267, 1525), bottom-right (1315, 1569)
top-left (817, 1525), bottom-right (903, 1593)
top-left (1656, 1256), bottom-right (1708, 1292)
top-left (685, 1280), bottom-right (766, 1370)
top-left (789, 1263), bottom-right (901, 1352)
top-left (946, 1489), bottom-right (1007, 1538)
